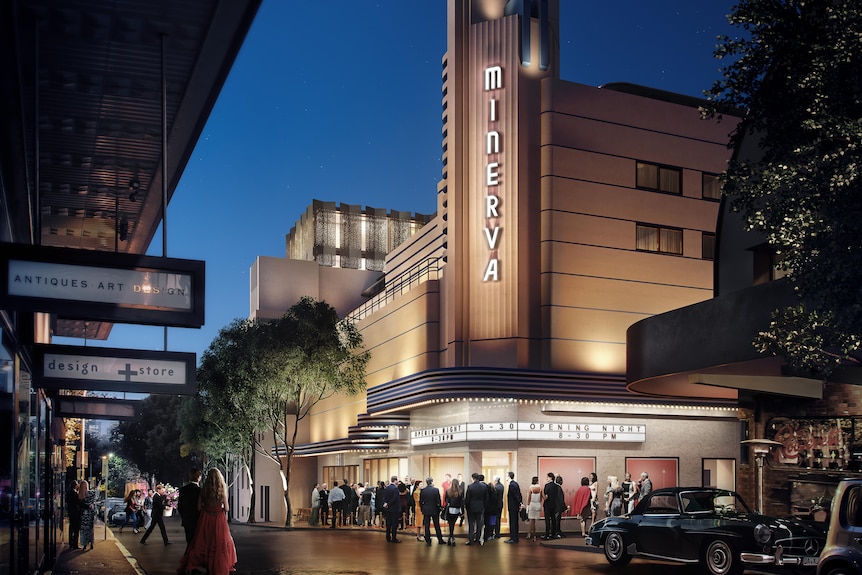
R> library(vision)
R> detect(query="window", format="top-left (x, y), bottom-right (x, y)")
top-left (636, 224), bottom-right (682, 255)
top-left (637, 161), bottom-right (682, 194)
top-left (644, 494), bottom-right (679, 515)
top-left (702, 233), bottom-right (716, 260)
top-left (703, 173), bottom-right (722, 200)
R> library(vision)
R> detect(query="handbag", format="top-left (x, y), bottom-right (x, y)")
top-left (519, 507), bottom-right (528, 521)
top-left (448, 506), bottom-right (460, 515)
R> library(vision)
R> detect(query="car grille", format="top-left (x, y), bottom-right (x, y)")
top-left (775, 537), bottom-right (823, 558)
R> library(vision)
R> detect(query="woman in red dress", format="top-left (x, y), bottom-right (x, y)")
top-left (177, 468), bottom-right (237, 575)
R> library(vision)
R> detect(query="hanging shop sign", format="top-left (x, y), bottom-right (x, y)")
top-left (482, 65), bottom-right (503, 283)
top-left (411, 421), bottom-right (646, 446)
top-left (34, 344), bottom-right (196, 395)
top-left (0, 242), bottom-right (204, 328)
top-left (55, 396), bottom-right (139, 421)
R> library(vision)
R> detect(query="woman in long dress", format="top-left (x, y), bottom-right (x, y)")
top-left (526, 476), bottom-right (542, 541)
top-left (78, 480), bottom-right (97, 550)
top-left (177, 468), bottom-right (237, 575)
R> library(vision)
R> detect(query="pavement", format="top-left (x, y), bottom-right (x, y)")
top-left (48, 517), bottom-right (596, 575)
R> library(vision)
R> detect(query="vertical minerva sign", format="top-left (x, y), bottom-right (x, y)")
top-left (483, 65), bottom-right (502, 282)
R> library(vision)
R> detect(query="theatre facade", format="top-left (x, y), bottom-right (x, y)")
top-left (243, 0), bottom-right (743, 524)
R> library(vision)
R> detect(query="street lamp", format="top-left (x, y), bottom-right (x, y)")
top-left (101, 454), bottom-right (113, 539)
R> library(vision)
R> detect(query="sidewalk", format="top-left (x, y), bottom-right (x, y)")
top-left (49, 527), bottom-right (146, 575)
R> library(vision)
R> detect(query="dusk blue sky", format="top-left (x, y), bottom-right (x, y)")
top-left (56, 0), bottom-right (741, 363)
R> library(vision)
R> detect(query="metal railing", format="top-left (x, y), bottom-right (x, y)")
top-left (346, 257), bottom-right (442, 323)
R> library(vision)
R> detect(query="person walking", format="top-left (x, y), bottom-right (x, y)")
top-left (140, 483), bottom-right (171, 546)
top-left (419, 477), bottom-right (445, 545)
top-left (504, 471), bottom-right (523, 543)
top-left (464, 472), bottom-right (488, 545)
top-left (526, 476), bottom-right (541, 541)
top-left (177, 468), bottom-right (237, 575)
top-left (572, 476), bottom-right (592, 537)
top-left (119, 489), bottom-right (142, 534)
top-left (178, 468), bottom-right (202, 545)
top-left (142, 488), bottom-right (153, 529)
top-left (443, 481), bottom-right (463, 546)
top-left (382, 475), bottom-right (402, 543)
top-left (78, 480), bottom-right (97, 551)
top-left (65, 480), bottom-right (81, 550)
top-left (327, 480), bottom-right (345, 529)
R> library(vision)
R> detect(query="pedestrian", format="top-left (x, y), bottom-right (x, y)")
top-left (419, 477), bottom-right (445, 545)
top-left (588, 472), bottom-right (599, 526)
top-left (65, 480), bottom-right (81, 550)
top-left (339, 479), bottom-right (352, 526)
top-left (78, 479), bottom-right (97, 550)
top-left (607, 476), bottom-right (624, 517)
top-left (412, 479), bottom-right (423, 539)
top-left (327, 480), bottom-right (345, 529)
top-left (309, 483), bottom-right (321, 526)
top-left (178, 468), bottom-right (202, 544)
top-left (119, 488), bottom-right (141, 534)
top-left (504, 471), bottom-right (523, 543)
top-left (140, 483), bottom-right (171, 546)
top-left (464, 472), bottom-right (488, 545)
top-left (639, 471), bottom-right (653, 499)
top-left (572, 476), bottom-right (592, 536)
top-left (177, 468), bottom-right (237, 575)
top-left (398, 481), bottom-right (409, 530)
top-left (541, 472), bottom-right (558, 540)
top-left (621, 472), bottom-right (636, 514)
top-left (443, 480), bottom-right (463, 546)
top-left (554, 475), bottom-right (567, 537)
top-left (359, 484), bottom-right (372, 527)
top-left (487, 475), bottom-right (504, 540)
top-left (527, 476), bottom-right (542, 541)
top-left (142, 488), bottom-right (153, 529)
top-left (382, 475), bottom-right (402, 543)
top-left (319, 483), bottom-right (329, 526)
top-left (374, 480), bottom-right (386, 528)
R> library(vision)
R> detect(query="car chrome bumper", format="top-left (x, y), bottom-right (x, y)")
top-left (741, 551), bottom-right (819, 567)
top-left (584, 536), bottom-right (594, 546)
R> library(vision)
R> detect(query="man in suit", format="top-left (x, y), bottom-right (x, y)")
top-left (419, 477), bottom-right (445, 545)
top-left (177, 468), bottom-right (202, 545)
top-left (382, 475), bottom-right (402, 543)
top-left (140, 483), bottom-right (171, 546)
top-left (542, 472), bottom-right (558, 540)
top-left (505, 471), bottom-right (523, 543)
top-left (464, 472), bottom-right (489, 545)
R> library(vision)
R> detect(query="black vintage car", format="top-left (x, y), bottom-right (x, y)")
top-left (586, 487), bottom-right (825, 575)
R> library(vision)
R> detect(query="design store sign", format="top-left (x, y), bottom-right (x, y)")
top-left (411, 422), bottom-right (646, 446)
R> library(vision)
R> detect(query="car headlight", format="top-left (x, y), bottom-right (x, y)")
top-left (754, 523), bottom-right (772, 544)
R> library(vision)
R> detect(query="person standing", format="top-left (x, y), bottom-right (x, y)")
top-left (419, 477), bottom-right (445, 545)
top-left (639, 471), bottom-right (653, 499)
top-left (359, 483), bottom-right (372, 527)
top-left (382, 475), bottom-right (402, 543)
top-left (572, 476), bottom-right (592, 537)
top-left (443, 481), bottom-right (463, 546)
top-left (541, 472), bottom-right (558, 540)
top-left (309, 484), bottom-right (321, 526)
top-left (621, 472), bottom-right (636, 514)
top-left (504, 471), bottom-right (523, 543)
top-left (178, 468), bottom-right (202, 545)
top-left (374, 481), bottom-right (386, 528)
top-left (65, 480), bottom-right (81, 550)
top-left (554, 475), bottom-right (567, 538)
top-left (527, 476), bottom-right (542, 541)
top-left (78, 480), bottom-right (97, 550)
top-left (607, 476), bottom-right (624, 517)
top-left (464, 472), bottom-right (488, 545)
top-left (177, 468), bottom-right (237, 575)
top-left (319, 483), bottom-right (329, 526)
top-left (588, 472), bottom-right (599, 526)
top-left (488, 475), bottom-right (504, 540)
top-left (327, 480), bottom-right (345, 529)
top-left (140, 483), bottom-right (171, 546)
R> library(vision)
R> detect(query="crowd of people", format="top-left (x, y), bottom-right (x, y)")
top-left (305, 469), bottom-right (655, 544)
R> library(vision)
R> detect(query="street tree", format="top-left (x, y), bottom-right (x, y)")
top-left (703, 0), bottom-right (862, 377)
top-left (256, 297), bottom-right (369, 527)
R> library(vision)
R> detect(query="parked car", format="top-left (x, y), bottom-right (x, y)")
top-left (586, 486), bottom-right (825, 575)
top-left (817, 479), bottom-right (862, 575)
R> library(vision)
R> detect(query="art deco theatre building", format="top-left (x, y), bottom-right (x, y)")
top-left (244, 0), bottom-right (742, 522)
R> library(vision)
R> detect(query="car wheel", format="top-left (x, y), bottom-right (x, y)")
top-left (603, 532), bottom-right (632, 566)
top-left (703, 539), bottom-right (741, 575)
top-left (825, 565), bottom-right (856, 575)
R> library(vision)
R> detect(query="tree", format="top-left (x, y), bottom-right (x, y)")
top-left (703, 0), bottom-right (862, 377)
top-left (257, 297), bottom-right (369, 527)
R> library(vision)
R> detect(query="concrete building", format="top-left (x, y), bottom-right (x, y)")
top-left (244, 0), bottom-right (742, 526)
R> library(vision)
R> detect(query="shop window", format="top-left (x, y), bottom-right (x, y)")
top-left (636, 161), bottom-right (682, 194)
top-left (703, 173), bottom-right (722, 200)
top-left (636, 223), bottom-right (682, 255)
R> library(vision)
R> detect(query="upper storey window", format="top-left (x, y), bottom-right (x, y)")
top-left (702, 173), bottom-right (722, 201)
top-left (637, 161), bottom-right (682, 195)
top-left (636, 223), bottom-right (682, 255)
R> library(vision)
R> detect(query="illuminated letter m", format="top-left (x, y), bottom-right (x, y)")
top-left (484, 66), bottom-right (502, 91)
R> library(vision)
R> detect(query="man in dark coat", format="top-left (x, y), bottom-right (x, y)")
top-left (419, 477), bottom-right (445, 545)
top-left (140, 483), bottom-right (171, 546)
top-left (464, 472), bottom-right (489, 545)
top-left (542, 472), bottom-right (558, 539)
top-left (66, 480), bottom-right (81, 549)
top-left (505, 471), bottom-right (523, 543)
top-left (177, 468), bottom-right (202, 545)
top-left (382, 475), bottom-right (402, 543)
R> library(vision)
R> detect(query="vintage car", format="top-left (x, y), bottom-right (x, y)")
top-left (816, 479), bottom-right (862, 575)
top-left (586, 487), bottom-right (825, 575)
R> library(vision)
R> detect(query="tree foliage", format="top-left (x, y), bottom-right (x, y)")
top-left (703, 0), bottom-right (862, 376)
